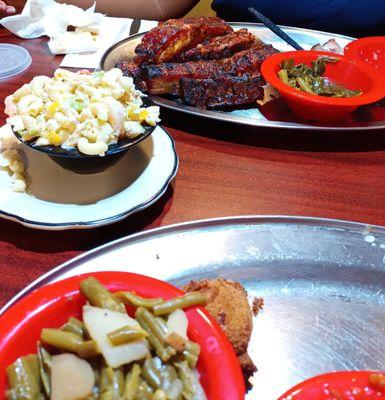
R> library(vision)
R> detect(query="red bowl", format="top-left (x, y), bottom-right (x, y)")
top-left (345, 37), bottom-right (385, 74)
top-left (0, 271), bottom-right (245, 399)
top-left (278, 371), bottom-right (385, 400)
top-left (261, 50), bottom-right (385, 122)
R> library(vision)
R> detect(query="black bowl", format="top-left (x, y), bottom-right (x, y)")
top-left (13, 97), bottom-right (157, 174)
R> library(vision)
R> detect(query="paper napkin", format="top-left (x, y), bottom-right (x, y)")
top-left (0, 0), bottom-right (104, 54)
top-left (60, 18), bottom-right (157, 69)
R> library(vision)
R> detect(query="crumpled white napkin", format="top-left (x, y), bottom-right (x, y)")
top-left (0, 0), bottom-right (104, 54)
top-left (60, 18), bottom-right (157, 69)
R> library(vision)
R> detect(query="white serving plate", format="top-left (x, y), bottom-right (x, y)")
top-left (0, 126), bottom-right (178, 229)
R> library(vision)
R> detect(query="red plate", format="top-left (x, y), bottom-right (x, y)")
top-left (0, 271), bottom-right (245, 399)
top-left (345, 37), bottom-right (385, 75)
top-left (278, 371), bottom-right (385, 400)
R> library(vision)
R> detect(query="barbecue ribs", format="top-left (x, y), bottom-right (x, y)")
top-left (115, 17), bottom-right (280, 109)
top-left (180, 74), bottom-right (265, 109)
top-left (135, 17), bottom-right (232, 64)
top-left (141, 45), bottom-right (277, 95)
top-left (173, 29), bottom-right (258, 62)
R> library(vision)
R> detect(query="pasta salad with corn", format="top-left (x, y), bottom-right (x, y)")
top-left (5, 277), bottom-right (208, 400)
top-left (4, 69), bottom-right (160, 156)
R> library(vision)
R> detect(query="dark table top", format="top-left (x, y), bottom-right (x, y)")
top-left (1, 28), bottom-right (385, 309)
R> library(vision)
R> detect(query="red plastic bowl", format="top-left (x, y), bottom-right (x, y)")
top-left (278, 371), bottom-right (385, 400)
top-left (261, 50), bottom-right (385, 122)
top-left (0, 271), bottom-right (245, 399)
top-left (345, 37), bottom-right (385, 74)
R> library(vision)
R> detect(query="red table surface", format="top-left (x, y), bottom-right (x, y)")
top-left (1, 29), bottom-right (385, 308)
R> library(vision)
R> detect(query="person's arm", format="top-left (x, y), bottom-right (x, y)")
top-left (0, 0), bottom-right (16, 17)
top-left (56, 0), bottom-right (199, 20)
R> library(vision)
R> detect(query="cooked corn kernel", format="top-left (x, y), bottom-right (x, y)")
top-left (47, 131), bottom-right (62, 146)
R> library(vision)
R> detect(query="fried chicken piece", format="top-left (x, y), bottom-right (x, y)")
top-left (238, 353), bottom-right (258, 379)
top-left (173, 29), bottom-right (257, 62)
top-left (183, 279), bottom-right (258, 382)
top-left (180, 73), bottom-right (265, 109)
top-left (135, 17), bottom-right (232, 64)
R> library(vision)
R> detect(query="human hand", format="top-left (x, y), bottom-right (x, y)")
top-left (0, 1), bottom-right (16, 17)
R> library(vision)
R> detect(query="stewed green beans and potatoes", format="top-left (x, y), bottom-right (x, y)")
top-left (6, 277), bottom-right (208, 400)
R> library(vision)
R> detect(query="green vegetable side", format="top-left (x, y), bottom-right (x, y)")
top-left (5, 277), bottom-right (208, 400)
top-left (278, 56), bottom-right (362, 98)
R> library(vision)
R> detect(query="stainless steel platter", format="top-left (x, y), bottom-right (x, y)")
top-left (3, 216), bottom-right (385, 399)
top-left (101, 23), bottom-right (385, 131)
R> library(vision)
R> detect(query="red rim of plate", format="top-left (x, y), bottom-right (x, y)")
top-left (0, 271), bottom-right (245, 400)
top-left (278, 370), bottom-right (385, 399)
top-left (261, 50), bottom-right (385, 106)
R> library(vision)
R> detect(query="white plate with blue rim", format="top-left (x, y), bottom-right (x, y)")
top-left (0, 125), bottom-right (178, 230)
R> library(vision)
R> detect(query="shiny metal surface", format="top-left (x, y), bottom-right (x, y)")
top-left (3, 216), bottom-right (385, 399)
top-left (100, 23), bottom-right (385, 131)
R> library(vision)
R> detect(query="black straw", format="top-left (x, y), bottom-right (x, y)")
top-left (248, 7), bottom-right (304, 50)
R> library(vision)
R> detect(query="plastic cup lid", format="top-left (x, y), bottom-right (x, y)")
top-left (0, 44), bottom-right (32, 79)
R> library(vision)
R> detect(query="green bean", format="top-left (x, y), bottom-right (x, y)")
top-left (115, 291), bottom-right (164, 308)
top-left (152, 292), bottom-right (207, 316)
top-left (80, 277), bottom-right (125, 313)
top-left (61, 316), bottom-right (86, 337)
top-left (183, 341), bottom-right (200, 369)
top-left (175, 361), bottom-right (194, 399)
top-left (154, 389), bottom-right (168, 400)
top-left (142, 357), bottom-right (162, 390)
top-left (6, 355), bottom-right (44, 400)
top-left (37, 342), bottom-right (51, 396)
top-left (78, 340), bottom-right (100, 358)
top-left (99, 390), bottom-right (113, 400)
top-left (99, 363), bottom-right (113, 397)
top-left (124, 363), bottom-right (141, 399)
top-left (161, 365), bottom-right (178, 383)
top-left (41, 328), bottom-right (99, 357)
top-left (165, 332), bottom-right (187, 352)
top-left (155, 317), bottom-right (168, 335)
top-left (135, 313), bottom-right (176, 362)
top-left (41, 328), bottom-right (83, 353)
top-left (136, 308), bottom-right (167, 343)
top-left (136, 378), bottom-right (154, 399)
top-left (100, 362), bottom-right (124, 400)
top-left (107, 325), bottom-right (148, 345)
top-left (112, 367), bottom-right (125, 397)
top-left (89, 359), bottom-right (101, 399)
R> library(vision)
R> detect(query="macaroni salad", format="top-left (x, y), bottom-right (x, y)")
top-left (0, 149), bottom-right (27, 193)
top-left (5, 69), bottom-right (160, 156)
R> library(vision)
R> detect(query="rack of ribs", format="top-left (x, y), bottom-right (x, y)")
top-left (180, 74), bottom-right (266, 109)
top-left (173, 29), bottom-right (258, 62)
top-left (141, 45), bottom-right (278, 95)
top-left (135, 17), bottom-right (232, 64)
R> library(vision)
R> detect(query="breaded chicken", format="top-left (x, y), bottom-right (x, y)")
top-left (183, 279), bottom-right (262, 382)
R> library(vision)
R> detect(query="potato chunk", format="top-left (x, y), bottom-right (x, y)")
top-left (167, 309), bottom-right (189, 340)
top-left (83, 305), bottom-right (148, 368)
top-left (51, 353), bottom-right (94, 400)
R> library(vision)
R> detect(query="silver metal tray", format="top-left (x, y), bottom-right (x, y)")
top-left (101, 23), bottom-right (385, 131)
top-left (3, 216), bottom-right (385, 399)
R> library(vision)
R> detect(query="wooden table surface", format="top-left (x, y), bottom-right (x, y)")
top-left (1, 29), bottom-right (385, 309)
